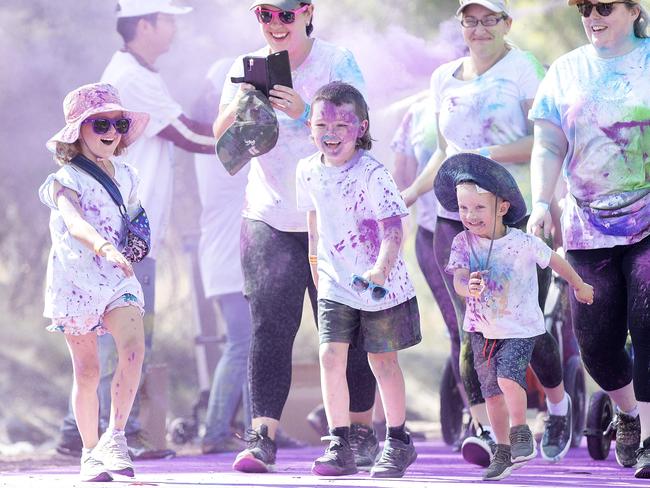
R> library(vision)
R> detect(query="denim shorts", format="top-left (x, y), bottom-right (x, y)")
top-left (318, 297), bottom-right (421, 353)
top-left (469, 332), bottom-right (540, 399)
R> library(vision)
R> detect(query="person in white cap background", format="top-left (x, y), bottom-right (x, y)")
top-left (212, 0), bottom-right (380, 474)
top-left (56, 0), bottom-right (216, 461)
top-left (401, 0), bottom-right (574, 468)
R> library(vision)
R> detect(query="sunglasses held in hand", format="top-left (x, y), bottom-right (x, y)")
top-left (351, 274), bottom-right (389, 301)
top-left (254, 4), bottom-right (309, 25)
top-left (82, 117), bottom-right (131, 135)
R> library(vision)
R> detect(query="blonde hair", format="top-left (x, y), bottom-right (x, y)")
top-left (53, 140), bottom-right (127, 166)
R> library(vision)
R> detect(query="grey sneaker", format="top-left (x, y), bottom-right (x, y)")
top-left (349, 423), bottom-right (380, 468)
top-left (80, 449), bottom-right (112, 482)
top-left (370, 436), bottom-right (417, 478)
top-left (483, 444), bottom-right (514, 481)
top-left (635, 437), bottom-right (650, 479)
top-left (232, 424), bottom-right (277, 473)
top-left (461, 426), bottom-right (497, 467)
top-left (615, 412), bottom-right (641, 468)
top-left (541, 396), bottom-right (573, 462)
top-left (93, 429), bottom-right (134, 477)
top-left (510, 424), bottom-right (537, 464)
top-left (312, 435), bottom-right (358, 476)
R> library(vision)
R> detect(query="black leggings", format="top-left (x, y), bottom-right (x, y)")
top-left (567, 235), bottom-right (650, 401)
top-left (241, 218), bottom-right (377, 420)
top-left (434, 217), bottom-right (563, 406)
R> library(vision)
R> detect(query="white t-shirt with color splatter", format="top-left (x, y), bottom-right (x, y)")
top-left (39, 162), bottom-right (144, 321)
top-left (221, 39), bottom-right (365, 232)
top-left (431, 48), bottom-right (545, 219)
top-left (529, 39), bottom-right (650, 250)
top-left (296, 150), bottom-right (415, 312)
top-left (446, 228), bottom-right (551, 339)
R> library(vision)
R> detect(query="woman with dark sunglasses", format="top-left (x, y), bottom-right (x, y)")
top-left (212, 0), bottom-right (378, 474)
top-left (402, 0), bottom-right (574, 470)
top-left (528, 0), bottom-right (650, 478)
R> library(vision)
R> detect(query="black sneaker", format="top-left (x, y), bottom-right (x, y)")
top-left (232, 424), bottom-right (277, 473)
top-left (483, 444), bottom-right (514, 481)
top-left (635, 437), bottom-right (650, 479)
top-left (614, 412), bottom-right (641, 468)
top-left (312, 435), bottom-right (358, 476)
top-left (461, 426), bottom-right (496, 467)
top-left (510, 424), bottom-right (537, 464)
top-left (349, 423), bottom-right (380, 468)
top-left (56, 435), bottom-right (83, 457)
top-left (127, 431), bottom-right (176, 460)
top-left (370, 436), bottom-right (417, 478)
top-left (306, 405), bottom-right (329, 437)
top-left (541, 396), bottom-right (572, 462)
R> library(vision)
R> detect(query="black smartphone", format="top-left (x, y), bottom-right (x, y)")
top-left (232, 50), bottom-right (292, 98)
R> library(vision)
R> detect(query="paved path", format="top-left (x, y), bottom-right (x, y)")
top-left (1, 441), bottom-right (646, 487)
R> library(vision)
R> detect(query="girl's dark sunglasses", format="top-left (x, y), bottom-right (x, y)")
top-left (254, 4), bottom-right (309, 24)
top-left (577, 1), bottom-right (628, 17)
top-left (83, 117), bottom-right (131, 135)
top-left (351, 274), bottom-right (389, 301)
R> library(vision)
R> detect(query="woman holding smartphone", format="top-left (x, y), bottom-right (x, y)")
top-left (212, 0), bottom-right (378, 474)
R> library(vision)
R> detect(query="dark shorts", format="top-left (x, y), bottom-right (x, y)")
top-left (470, 332), bottom-right (540, 399)
top-left (318, 297), bottom-right (421, 353)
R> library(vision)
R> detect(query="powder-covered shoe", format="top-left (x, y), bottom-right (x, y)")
top-left (461, 425), bottom-right (497, 467)
top-left (510, 424), bottom-right (537, 465)
top-left (615, 412), bottom-right (640, 468)
top-left (312, 435), bottom-right (358, 476)
top-left (635, 437), bottom-right (650, 479)
top-left (541, 395), bottom-right (572, 462)
top-left (80, 449), bottom-right (112, 482)
top-left (349, 423), bottom-right (380, 468)
top-left (370, 436), bottom-right (417, 478)
top-left (232, 424), bottom-right (277, 473)
top-left (93, 429), bottom-right (134, 477)
top-left (483, 444), bottom-right (513, 481)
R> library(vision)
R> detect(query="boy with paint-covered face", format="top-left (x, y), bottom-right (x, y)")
top-left (296, 81), bottom-right (421, 479)
top-left (436, 152), bottom-right (593, 481)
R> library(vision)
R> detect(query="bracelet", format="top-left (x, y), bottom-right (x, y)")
top-left (299, 103), bottom-right (311, 124)
top-left (534, 200), bottom-right (550, 212)
top-left (94, 240), bottom-right (109, 255)
top-left (308, 254), bottom-right (318, 265)
top-left (96, 241), bottom-right (111, 256)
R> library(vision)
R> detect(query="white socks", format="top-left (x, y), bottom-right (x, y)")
top-left (547, 393), bottom-right (569, 416)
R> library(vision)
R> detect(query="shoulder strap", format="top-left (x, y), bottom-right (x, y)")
top-left (71, 154), bottom-right (126, 213)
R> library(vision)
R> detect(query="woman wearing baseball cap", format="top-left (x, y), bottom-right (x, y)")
top-left (529, 0), bottom-right (650, 478)
top-left (402, 0), bottom-right (574, 470)
top-left (212, 1), bottom-right (380, 474)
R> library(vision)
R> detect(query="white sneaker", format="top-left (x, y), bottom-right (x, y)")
top-left (93, 429), bottom-right (135, 477)
top-left (80, 449), bottom-right (112, 482)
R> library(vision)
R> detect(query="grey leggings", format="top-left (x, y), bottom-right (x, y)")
top-left (434, 217), bottom-right (563, 406)
top-left (241, 218), bottom-right (377, 420)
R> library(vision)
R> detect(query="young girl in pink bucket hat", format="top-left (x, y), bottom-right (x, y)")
top-left (39, 82), bottom-right (149, 482)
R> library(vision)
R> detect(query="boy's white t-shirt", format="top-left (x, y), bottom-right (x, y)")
top-left (431, 49), bottom-right (545, 219)
top-left (101, 51), bottom-right (183, 258)
top-left (296, 150), bottom-right (415, 312)
top-left (39, 162), bottom-right (144, 319)
top-left (221, 39), bottom-right (365, 232)
top-left (446, 228), bottom-right (552, 339)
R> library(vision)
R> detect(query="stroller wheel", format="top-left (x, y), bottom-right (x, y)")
top-left (440, 357), bottom-right (465, 446)
top-left (168, 417), bottom-right (198, 445)
top-left (585, 390), bottom-right (614, 460)
top-left (563, 355), bottom-right (586, 448)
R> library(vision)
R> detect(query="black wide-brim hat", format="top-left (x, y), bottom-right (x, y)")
top-left (434, 152), bottom-right (527, 225)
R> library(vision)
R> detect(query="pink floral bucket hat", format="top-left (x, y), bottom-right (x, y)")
top-left (46, 82), bottom-right (149, 152)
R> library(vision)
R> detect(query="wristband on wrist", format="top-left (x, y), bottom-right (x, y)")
top-left (94, 240), bottom-right (111, 255)
top-left (308, 254), bottom-right (318, 265)
top-left (299, 103), bottom-right (311, 124)
top-left (534, 200), bottom-right (550, 212)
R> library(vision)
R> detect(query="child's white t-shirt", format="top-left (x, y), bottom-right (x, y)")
top-left (296, 150), bottom-right (415, 312)
top-left (221, 38), bottom-right (365, 232)
top-left (446, 228), bottom-right (552, 339)
top-left (39, 162), bottom-right (144, 320)
top-left (431, 48), bottom-right (545, 219)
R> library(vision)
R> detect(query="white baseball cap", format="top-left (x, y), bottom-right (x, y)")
top-left (456, 0), bottom-right (511, 17)
top-left (117, 0), bottom-right (192, 18)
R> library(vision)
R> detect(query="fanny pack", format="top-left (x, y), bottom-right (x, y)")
top-left (72, 154), bottom-right (151, 263)
top-left (577, 187), bottom-right (650, 237)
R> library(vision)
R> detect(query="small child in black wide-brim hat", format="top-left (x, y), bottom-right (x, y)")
top-left (434, 152), bottom-right (594, 481)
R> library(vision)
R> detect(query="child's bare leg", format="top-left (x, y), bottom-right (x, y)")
top-left (65, 333), bottom-right (101, 449)
top-left (498, 378), bottom-right (527, 426)
top-left (102, 306), bottom-right (145, 431)
top-left (320, 342), bottom-right (351, 428)
top-left (367, 352), bottom-right (405, 428)
top-left (485, 395), bottom-right (509, 444)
